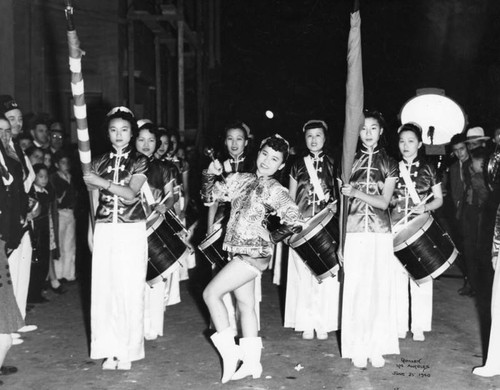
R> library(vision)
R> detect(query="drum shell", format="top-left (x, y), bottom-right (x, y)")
top-left (393, 214), bottom-right (458, 284)
top-left (288, 208), bottom-right (340, 281)
top-left (198, 227), bottom-right (228, 269)
top-left (146, 212), bottom-right (188, 285)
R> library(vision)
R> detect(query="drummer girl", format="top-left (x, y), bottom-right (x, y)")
top-left (202, 134), bottom-right (300, 383)
top-left (206, 121), bottom-right (254, 233)
top-left (284, 119), bottom-right (340, 340)
top-left (340, 109), bottom-right (399, 368)
top-left (135, 120), bottom-right (180, 341)
top-left (391, 122), bottom-right (443, 342)
top-left (83, 106), bottom-right (148, 370)
top-left (204, 121), bottom-right (255, 335)
top-left (164, 130), bottom-right (195, 280)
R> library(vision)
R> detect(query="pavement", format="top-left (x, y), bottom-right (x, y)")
top-left (2, 253), bottom-right (500, 390)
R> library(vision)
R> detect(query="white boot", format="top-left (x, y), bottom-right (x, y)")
top-left (210, 327), bottom-right (240, 383)
top-left (231, 337), bottom-right (263, 380)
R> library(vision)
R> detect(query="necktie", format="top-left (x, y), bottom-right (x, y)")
top-left (0, 163), bottom-right (9, 179)
top-left (5, 143), bottom-right (20, 162)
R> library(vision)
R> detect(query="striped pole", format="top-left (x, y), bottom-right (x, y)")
top-left (64, 0), bottom-right (91, 174)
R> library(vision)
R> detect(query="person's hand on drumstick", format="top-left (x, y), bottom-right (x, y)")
top-left (154, 203), bottom-right (167, 215)
top-left (326, 200), bottom-right (338, 213)
top-left (411, 202), bottom-right (427, 215)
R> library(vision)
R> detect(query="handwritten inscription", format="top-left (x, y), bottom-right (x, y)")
top-left (392, 358), bottom-right (431, 378)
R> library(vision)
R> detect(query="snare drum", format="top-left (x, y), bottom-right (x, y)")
top-left (393, 213), bottom-right (458, 285)
top-left (146, 210), bottom-right (189, 285)
top-left (198, 226), bottom-right (228, 269)
top-left (288, 207), bottom-right (340, 281)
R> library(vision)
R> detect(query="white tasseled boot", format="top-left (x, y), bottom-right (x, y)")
top-left (231, 337), bottom-right (263, 380)
top-left (210, 327), bottom-right (241, 383)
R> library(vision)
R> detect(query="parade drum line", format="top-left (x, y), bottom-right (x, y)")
top-left (393, 213), bottom-right (458, 285)
top-left (288, 207), bottom-right (340, 282)
top-left (145, 210), bottom-right (189, 286)
top-left (198, 226), bottom-right (229, 269)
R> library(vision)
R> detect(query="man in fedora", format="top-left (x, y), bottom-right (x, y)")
top-left (465, 126), bottom-right (490, 151)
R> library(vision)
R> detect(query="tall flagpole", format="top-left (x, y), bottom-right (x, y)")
top-left (64, 0), bottom-right (91, 174)
top-left (64, 0), bottom-right (95, 228)
top-left (338, 0), bottom-right (364, 262)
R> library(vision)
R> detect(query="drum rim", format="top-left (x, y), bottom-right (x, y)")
top-left (198, 227), bottom-right (224, 251)
top-left (393, 214), bottom-right (434, 250)
top-left (314, 264), bottom-right (339, 282)
top-left (146, 213), bottom-right (166, 235)
top-left (146, 254), bottom-right (184, 286)
top-left (289, 208), bottom-right (334, 248)
top-left (166, 209), bottom-right (189, 235)
top-left (412, 248), bottom-right (459, 285)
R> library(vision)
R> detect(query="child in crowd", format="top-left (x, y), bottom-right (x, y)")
top-left (27, 164), bottom-right (58, 303)
top-left (50, 152), bottom-right (77, 284)
top-left (18, 134), bottom-right (33, 152)
top-left (25, 146), bottom-right (44, 166)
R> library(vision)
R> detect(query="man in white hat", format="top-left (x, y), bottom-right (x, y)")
top-left (465, 126), bottom-right (490, 151)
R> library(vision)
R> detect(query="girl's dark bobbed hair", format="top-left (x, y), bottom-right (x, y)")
top-left (397, 122), bottom-right (423, 142)
top-left (363, 108), bottom-right (386, 129)
top-left (260, 134), bottom-right (290, 162)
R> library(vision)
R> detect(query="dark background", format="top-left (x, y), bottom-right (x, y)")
top-left (208, 0), bottom-right (500, 151)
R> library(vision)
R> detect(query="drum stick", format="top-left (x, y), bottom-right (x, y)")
top-left (393, 193), bottom-right (434, 231)
top-left (157, 191), bottom-right (172, 206)
top-left (204, 147), bottom-right (227, 184)
top-left (146, 191), bottom-right (173, 222)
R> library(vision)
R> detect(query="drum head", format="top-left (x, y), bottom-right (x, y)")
top-left (400, 91), bottom-right (466, 145)
top-left (393, 214), bottom-right (433, 248)
top-left (289, 207), bottom-right (334, 248)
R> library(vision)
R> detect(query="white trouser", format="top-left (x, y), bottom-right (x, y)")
top-left (8, 231), bottom-right (32, 319)
top-left (54, 209), bottom-right (76, 281)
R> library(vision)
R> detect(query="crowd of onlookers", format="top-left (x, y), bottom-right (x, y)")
top-left (0, 94), bottom-right (78, 379)
top-left (444, 126), bottom-right (500, 298)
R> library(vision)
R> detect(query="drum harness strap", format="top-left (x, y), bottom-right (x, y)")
top-left (399, 161), bottom-right (421, 204)
top-left (304, 156), bottom-right (326, 213)
top-left (141, 182), bottom-right (156, 206)
top-left (398, 161), bottom-right (428, 230)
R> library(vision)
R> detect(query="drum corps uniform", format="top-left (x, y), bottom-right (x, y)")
top-left (341, 146), bottom-right (400, 361)
top-left (391, 157), bottom-right (439, 339)
top-left (142, 156), bottom-right (180, 340)
top-left (90, 145), bottom-right (148, 363)
top-left (202, 172), bottom-right (299, 271)
top-left (284, 151), bottom-right (340, 336)
top-left (205, 154), bottom-right (260, 334)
